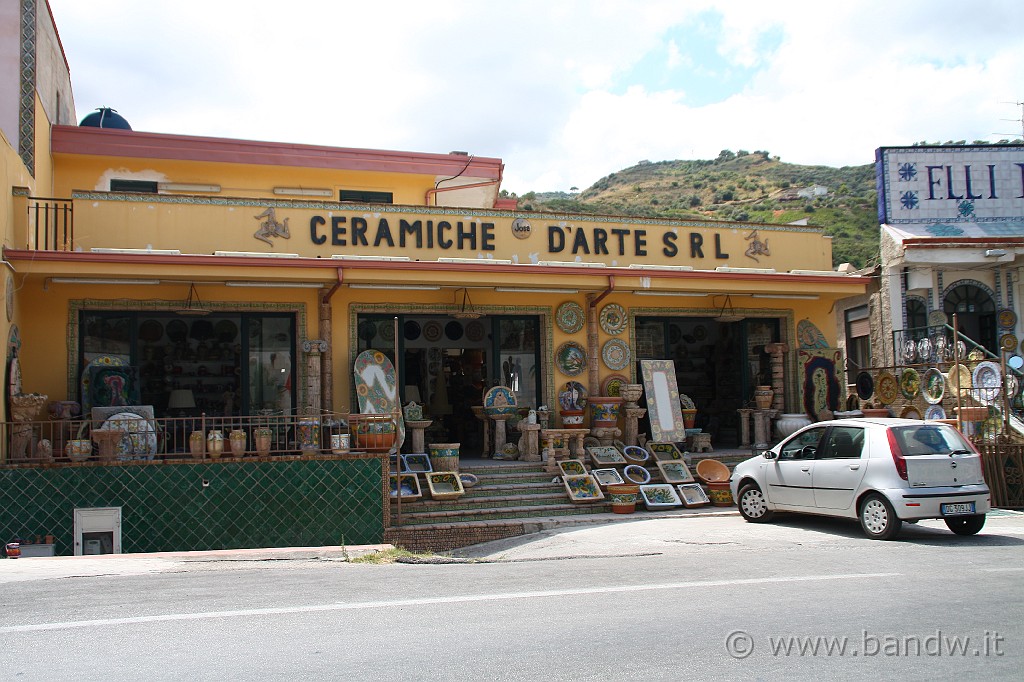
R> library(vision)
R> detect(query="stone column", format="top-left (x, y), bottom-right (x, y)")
top-left (472, 406), bottom-right (491, 458)
top-left (491, 415), bottom-right (510, 456)
top-left (764, 343), bottom-right (788, 412)
top-left (319, 293), bottom-right (333, 414)
top-left (302, 340), bottom-right (327, 415)
top-left (752, 409), bottom-right (777, 449)
top-left (737, 408), bottom-right (754, 447)
top-left (623, 407), bottom-right (646, 447)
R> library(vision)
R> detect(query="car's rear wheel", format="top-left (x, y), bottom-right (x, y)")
top-left (859, 493), bottom-right (902, 540)
top-left (738, 484), bottom-right (774, 523)
top-left (944, 514), bottom-right (986, 536)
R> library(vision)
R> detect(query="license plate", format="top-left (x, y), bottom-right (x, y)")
top-left (941, 502), bottom-right (976, 516)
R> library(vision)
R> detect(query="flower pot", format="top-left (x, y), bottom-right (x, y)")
top-left (429, 443), bottom-right (460, 472)
top-left (559, 409), bottom-right (585, 428)
top-left (589, 397), bottom-right (623, 428)
top-left (706, 481), bottom-right (734, 507)
top-left (860, 408), bottom-right (891, 418)
top-left (65, 439), bottom-right (93, 461)
top-left (682, 408), bottom-right (697, 429)
top-left (775, 412), bottom-right (812, 439)
top-left (229, 429), bottom-right (246, 457)
top-left (607, 483), bottom-right (640, 514)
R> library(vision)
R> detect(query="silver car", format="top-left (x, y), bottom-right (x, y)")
top-left (729, 418), bottom-right (991, 540)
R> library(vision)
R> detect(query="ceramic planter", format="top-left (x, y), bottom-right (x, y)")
top-left (706, 481), bottom-right (734, 507)
top-left (330, 432), bottom-right (351, 454)
top-left (588, 397), bottom-right (623, 428)
top-left (753, 385), bottom-right (774, 410)
top-left (189, 430), bottom-right (205, 458)
top-left (607, 483), bottom-right (640, 513)
top-left (229, 429), bottom-right (246, 457)
top-left (775, 412), bottom-right (812, 439)
top-left (253, 427), bottom-right (273, 456)
top-left (559, 409), bottom-right (585, 428)
top-left (429, 443), bottom-right (460, 472)
top-left (206, 430), bottom-right (225, 459)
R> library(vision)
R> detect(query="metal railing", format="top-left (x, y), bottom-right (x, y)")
top-left (26, 196), bottom-right (74, 251)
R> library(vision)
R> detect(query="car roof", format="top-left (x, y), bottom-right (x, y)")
top-left (812, 418), bottom-right (953, 427)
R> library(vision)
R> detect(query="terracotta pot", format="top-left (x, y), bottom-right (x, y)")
top-left (607, 484), bottom-right (640, 514)
top-left (682, 408), bottom-right (697, 429)
top-left (706, 481), bottom-right (734, 507)
top-left (860, 408), bottom-right (892, 418)
top-left (589, 397), bottom-right (623, 428)
top-left (559, 409), bottom-right (585, 428)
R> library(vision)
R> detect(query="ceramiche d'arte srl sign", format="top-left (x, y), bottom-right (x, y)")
top-left (876, 146), bottom-right (1024, 224)
top-left (305, 213), bottom-right (766, 263)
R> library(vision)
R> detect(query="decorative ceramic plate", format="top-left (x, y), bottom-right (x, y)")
top-left (657, 460), bottom-right (695, 484)
top-left (562, 474), bottom-right (604, 502)
top-left (924, 404), bottom-right (947, 421)
top-left (587, 445), bottom-right (626, 465)
top-left (972, 361), bottom-right (1002, 404)
top-left (98, 411), bottom-right (157, 460)
top-left (404, 320), bottom-right (421, 341)
top-left (899, 368), bottom-right (921, 400)
top-left (928, 310), bottom-right (948, 327)
top-left (602, 338), bottom-right (630, 371)
top-left (922, 367), bottom-right (945, 404)
top-left (445, 321), bottom-right (464, 341)
top-left (916, 337), bottom-right (932, 363)
top-left (947, 363), bottom-right (971, 396)
top-left (591, 468), bottom-right (625, 487)
top-left (677, 483), bottom-right (711, 508)
top-left (933, 335), bottom-right (949, 360)
top-left (379, 320), bottom-right (396, 342)
top-left (622, 445), bottom-right (650, 464)
top-left (900, 405), bottom-right (922, 420)
top-left (902, 338), bottom-right (917, 364)
top-left (679, 393), bottom-right (696, 410)
top-left (999, 308), bottom-right (1017, 329)
top-left (357, 319), bottom-right (377, 341)
top-left (599, 303), bottom-right (627, 335)
top-left (555, 301), bottom-right (585, 334)
top-left (694, 325), bottom-right (707, 341)
top-left (1001, 333), bottom-right (1018, 353)
top-left (423, 320), bottom-right (443, 342)
top-left (601, 374), bottom-right (629, 397)
top-left (797, 319), bottom-right (828, 349)
top-left (563, 381), bottom-right (588, 409)
top-left (646, 441), bottom-right (684, 461)
top-left (668, 324), bottom-right (682, 346)
top-left (967, 347), bottom-right (986, 362)
top-left (623, 464), bottom-right (652, 485)
top-left (876, 371), bottom-right (899, 405)
top-left (215, 319), bottom-right (238, 343)
top-left (640, 483), bottom-right (681, 509)
top-left (166, 319), bottom-right (188, 343)
top-left (139, 319), bottom-right (164, 342)
top-left (555, 341), bottom-right (587, 376)
top-left (856, 371), bottom-right (874, 401)
top-left (465, 320), bottom-right (486, 342)
top-left (1006, 373), bottom-right (1020, 399)
top-left (612, 439), bottom-right (626, 452)
top-left (583, 435), bottom-right (601, 450)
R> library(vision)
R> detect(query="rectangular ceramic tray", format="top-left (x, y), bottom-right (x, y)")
top-left (647, 441), bottom-right (685, 461)
top-left (402, 453), bottom-right (433, 473)
top-left (677, 483), bottom-right (711, 508)
top-left (587, 445), bottom-right (626, 465)
top-left (558, 459), bottom-right (588, 477)
top-left (562, 474), bottom-right (605, 503)
top-left (591, 467), bottom-right (625, 488)
top-left (639, 483), bottom-right (682, 509)
top-left (657, 459), bottom-right (695, 484)
top-left (425, 472), bottom-right (465, 500)
top-left (389, 474), bottom-right (422, 500)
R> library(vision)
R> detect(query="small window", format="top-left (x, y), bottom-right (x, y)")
top-left (780, 426), bottom-right (826, 459)
top-left (339, 190), bottom-right (393, 204)
top-left (110, 179), bottom-right (158, 193)
top-left (820, 426), bottom-right (864, 459)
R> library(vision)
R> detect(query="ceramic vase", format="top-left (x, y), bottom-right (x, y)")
top-left (331, 433), bottom-right (351, 454)
top-left (207, 430), bottom-right (225, 459)
top-left (189, 430), bottom-right (205, 458)
top-left (253, 427), bottom-right (273, 456)
top-left (775, 413), bottom-right (812, 440)
top-left (229, 429), bottom-right (246, 457)
top-left (754, 385), bottom-right (774, 410)
top-left (682, 408), bottom-right (698, 429)
top-left (607, 483), bottom-right (640, 514)
top-left (588, 397), bottom-right (623, 428)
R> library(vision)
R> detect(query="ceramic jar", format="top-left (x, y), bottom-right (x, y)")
top-left (189, 431), bottom-right (205, 458)
top-left (253, 427), bottom-right (273, 456)
top-left (206, 430), bottom-right (225, 458)
top-left (429, 443), bottom-right (460, 472)
top-left (229, 429), bottom-right (246, 457)
top-left (775, 413), bottom-right (812, 440)
top-left (65, 439), bottom-right (93, 461)
top-left (297, 418), bottom-right (321, 452)
top-left (330, 433), bottom-right (351, 454)
top-left (754, 385), bottom-right (774, 410)
top-left (682, 408), bottom-right (698, 429)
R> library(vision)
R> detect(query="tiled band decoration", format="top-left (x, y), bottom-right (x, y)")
top-left (0, 457), bottom-right (385, 555)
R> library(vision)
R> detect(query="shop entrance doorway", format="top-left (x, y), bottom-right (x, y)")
top-left (356, 314), bottom-right (541, 456)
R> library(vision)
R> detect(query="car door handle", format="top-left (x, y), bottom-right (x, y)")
top-left (849, 464), bottom-right (860, 470)
top-left (801, 467), bottom-right (811, 472)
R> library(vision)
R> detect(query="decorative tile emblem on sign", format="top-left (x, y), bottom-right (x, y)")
top-left (253, 207), bottom-right (291, 246)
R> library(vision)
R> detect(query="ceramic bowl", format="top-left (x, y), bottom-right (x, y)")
top-left (695, 458), bottom-right (730, 483)
top-left (623, 464), bottom-right (652, 485)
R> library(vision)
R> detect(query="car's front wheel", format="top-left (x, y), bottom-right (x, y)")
top-left (945, 514), bottom-right (986, 536)
top-left (859, 493), bottom-right (902, 540)
top-left (738, 484), bottom-right (774, 523)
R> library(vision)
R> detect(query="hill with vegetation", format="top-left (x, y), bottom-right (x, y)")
top-left (512, 149), bottom-right (879, 269)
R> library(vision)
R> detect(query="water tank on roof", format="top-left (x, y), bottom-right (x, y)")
top-left (79, 107), bottom-right (132, 130)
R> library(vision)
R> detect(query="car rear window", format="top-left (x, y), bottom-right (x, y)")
top-left (889, 424), bottom-right (973, 456)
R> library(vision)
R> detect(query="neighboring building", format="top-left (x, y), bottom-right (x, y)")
top-left (1, 1), bottom-right (868, 554)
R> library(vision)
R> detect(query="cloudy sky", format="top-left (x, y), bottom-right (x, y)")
top-left (47, 0), bottom-right (1023, 194)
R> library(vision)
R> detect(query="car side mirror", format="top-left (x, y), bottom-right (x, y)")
top-left (761, 450), bottom-right (777, 460)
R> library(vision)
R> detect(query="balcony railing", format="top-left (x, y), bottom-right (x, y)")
top-left (0, 410), bottom-right (389, 466)
top-left (25, 196), bottom-right (74, 252)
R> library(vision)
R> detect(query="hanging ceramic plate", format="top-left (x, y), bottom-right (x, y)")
top-left (922, 367), bottom-right (945, 404)
top-left (602, 338), bottom-right (630, 371)
top-left (899, 368), bottom-right (920, 400)
top-left (403, 320), bottom-right (421, 341)
top-left (876, 371), bottom-right (899, 405)
top-left (1001, 333), bottom-right (1018, 353)
top-left (357, 319), bottom-right (377, 341)
top-left (947, 363), bottom-right (971, 396)
top-left (379, 320), bottom-right (396, 342)
top-left (601, 374), bottom-right (628, 397)
top-left (679, 393), bottom-right (696, 410)
top-left (856, 371), bottom-right (874, 401)
top-left (465, 320), bottom-right (486, 342)
top-left (445, 321), bottom-right (464, 341)
top-left (555, 341), bottom-right (587, 376)
top-left (139, 319), bottom-right (164, 342)
top-left (956, 340), bottom-right (967, 360)
top-left (166, 319), bottom-right (188, 343)
top-left (668, 324), bottom-right (683, 345)
top-left (924, 404), bottom-right (946, 421)
top-left (902, 338), bottom-right (917, 364)
top-left (928, 310), bottom-right (948, 327)
top-left (423, 320), bottom-right (443, 342)
top-left (215, 319), bottom-right (238, 343)
top-left (916, 337), bottom-right (932, 363)
top-left (900, 405), bottom-right (922, 420)
top-left (694, 325), bottom-right (707, 341)
top-left (555, 301), bottom-right (585, 334)
top-left (998, 308), bottom-right (1017, 329)
top-left (933, 335), bottom-right (949, 361)
top-left (599, 303), bottom-right (627, 335)
top-left (972, 361), bottom-right (1002, 404)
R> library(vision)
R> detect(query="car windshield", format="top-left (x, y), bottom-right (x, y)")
top-left (889, 424), bottom-right (973, 456)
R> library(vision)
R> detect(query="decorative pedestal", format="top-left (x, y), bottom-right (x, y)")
top-left (753, 409), bottom-right (778, 449)
top-left (590, 426), bottom-right (621, 446)
top-left (692, 432), bottom-right (713, 453)
top-left (471, 406), bottom-right (491, 458)
top-left (737, 408), bottom-right (754, 447)
top-left (623, 407), bottom-right (646, 447)
top-left (541, 428), bottom-right (590, 474)
top-left (489, 415), bottom-right (511, 457)
top-left (406, 419), bottom-right (433, 455)
top-left (517, 422), bottom-right (542, 462)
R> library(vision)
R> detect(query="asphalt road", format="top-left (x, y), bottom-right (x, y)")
top-left (2, 512), bottom-right (1023, 681)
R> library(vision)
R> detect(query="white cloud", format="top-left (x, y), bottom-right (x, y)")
top-left (48, 0), bottom-right (1024, 195)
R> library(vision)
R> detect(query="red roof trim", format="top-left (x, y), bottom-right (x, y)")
top-left (51, 126), bottom-right (504, 179)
